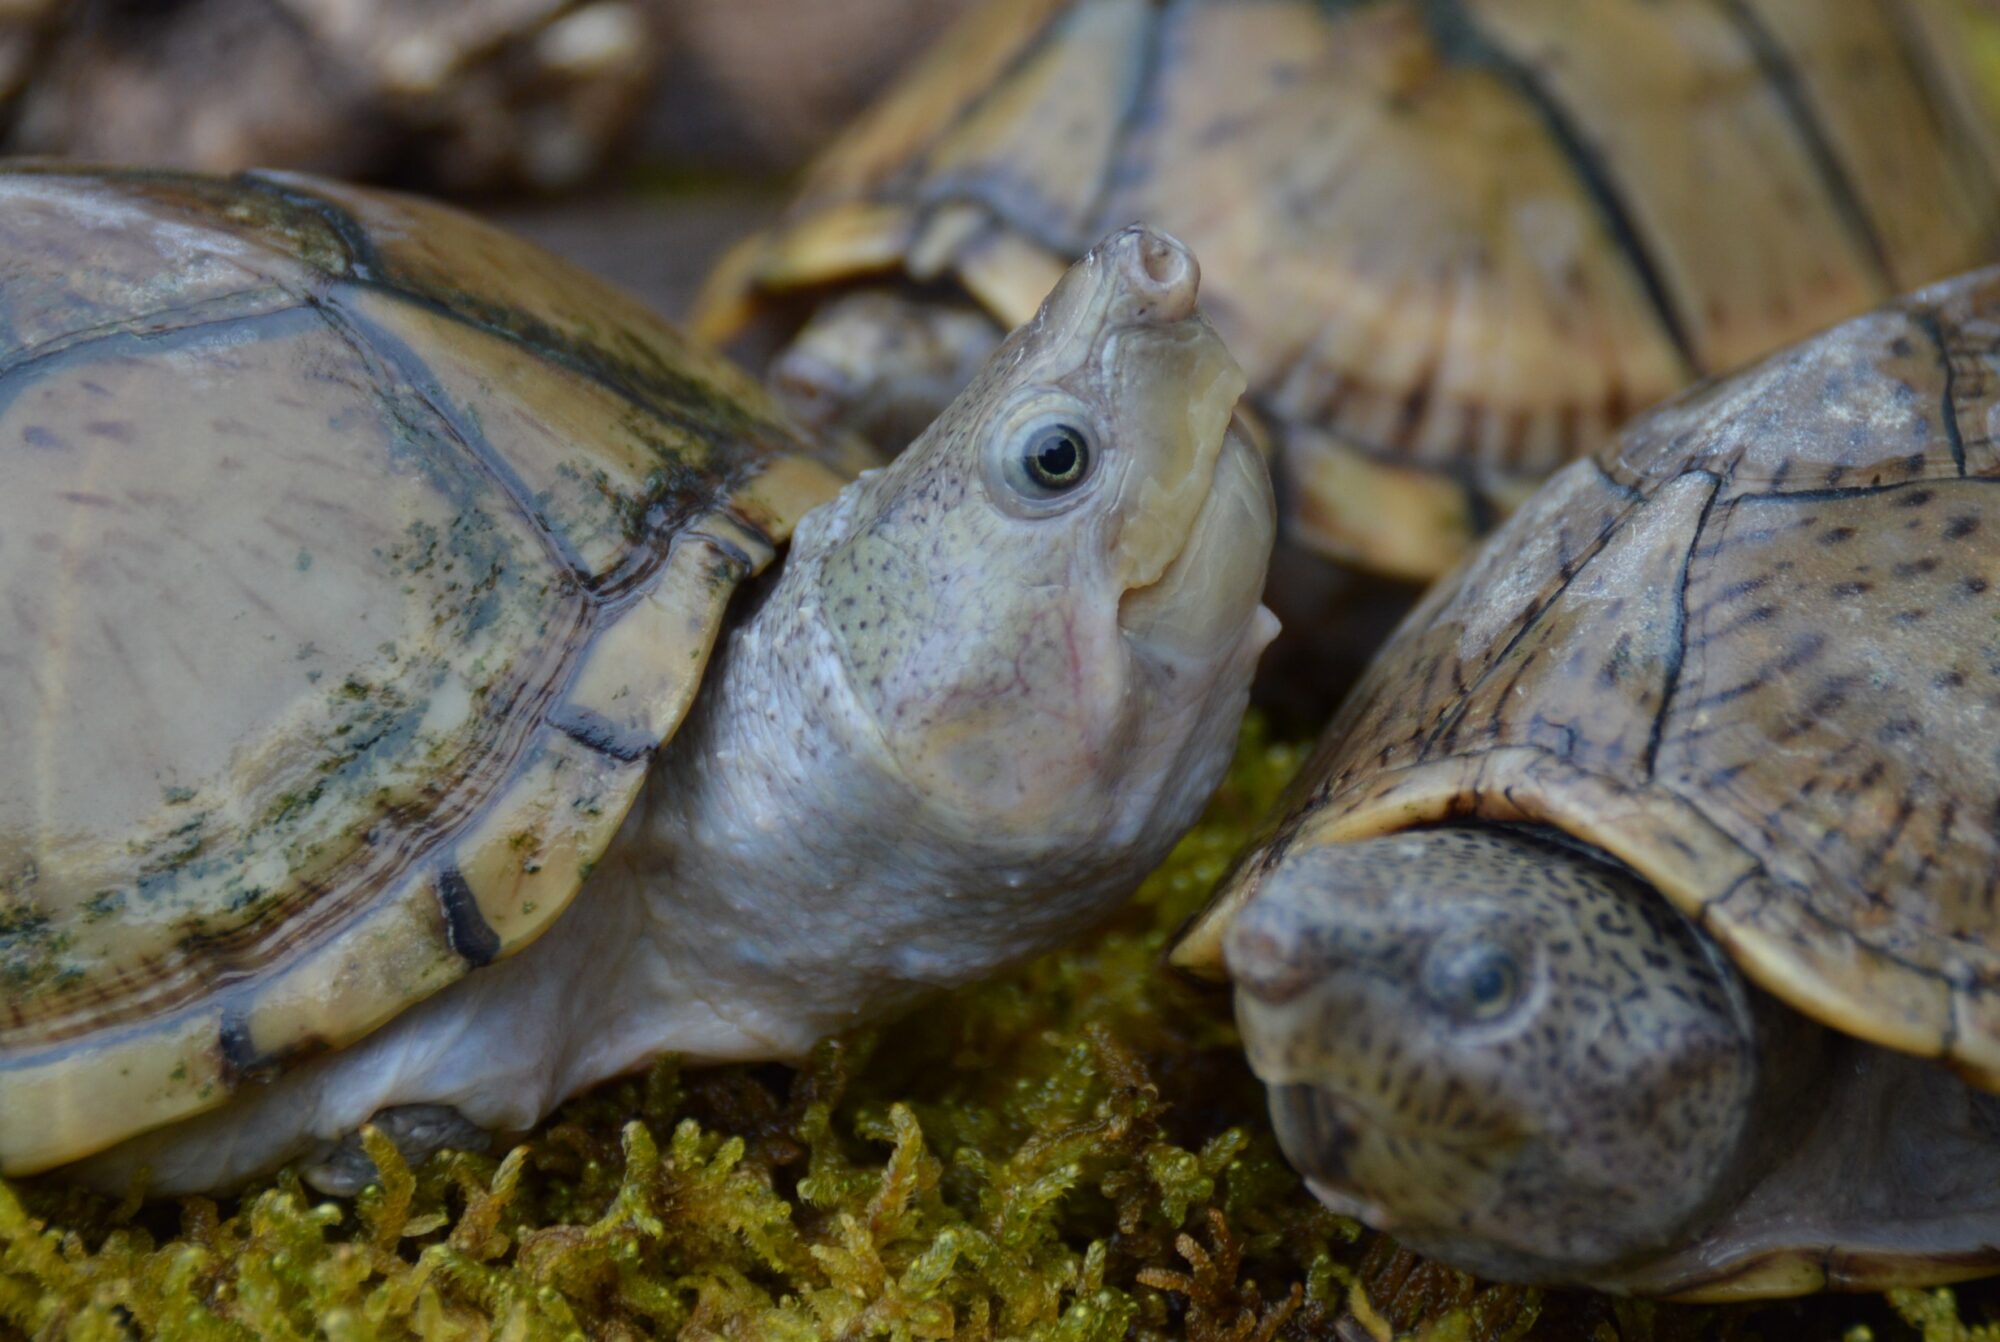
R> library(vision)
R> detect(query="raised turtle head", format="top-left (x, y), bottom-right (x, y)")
top-left (1225, 827), bottom-right (1780, 1283)
top-left (805, 222), bottom-right (1277, 859)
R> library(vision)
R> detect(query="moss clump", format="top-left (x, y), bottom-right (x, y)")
top-left (2, 721), bottom-right (1996, 1340)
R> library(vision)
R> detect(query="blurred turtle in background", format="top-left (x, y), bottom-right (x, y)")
top-left (1, 0), bottom-right (663, 192)
top-left (0, 0), bottom-right (979, 194)
top-left (696, 0), bottom-right (2000, 704)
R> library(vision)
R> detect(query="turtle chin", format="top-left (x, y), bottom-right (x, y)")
top-left (1118, 418), bottom-right (1276, 669)
top-left (1267, 1081), bottom-right (1561, 1271)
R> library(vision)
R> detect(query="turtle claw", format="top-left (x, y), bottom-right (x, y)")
top-left (300, 1104), bottom-right (493, 1196)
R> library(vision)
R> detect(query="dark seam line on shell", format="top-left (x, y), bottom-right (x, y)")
top-left (216, 1001), bottom-right (266, 1088)
top-left (1859, 795), bottom-right (1919, 887)
top-left (1640, 472), bottom-right (1723, 780)
top-left (1714, 0), bottom-right (1893, 289)
top-left (1419, 0), bottom-right (1698, 371)
top-left (685, 527), bottom-right (757, 577)
top-left (893, 9), bottom-right (1132, 258)
top-left (1912, 306), bottom-right (1969, 477)
top-left (548, 704), bottom-right (659, 764)
top-left (1416, 503), bottom-right (1636, 758)
top-left (1878, 0), bottom-right (2000, 224)
top-left (586, 511), bottom-right (693, 605)
top-left (1080, 0), bottom-right (1172, 244)
top-left (238, 174), bottom-right (386, 283)
top-left (0, 300), bottom-right (324, 413)
top-left (1730, 475), bottom-right (2000, 505)
top-left (435, 866), bottom-right (503, 968)
top-left (321, 302), bottom-right (596, 584)
top-left (348, 279), bottom-right (796, 485)
top-left (898, 5), bottom-right (1074, 197)
top-left (1590, 458), bottom-right (1647, 502)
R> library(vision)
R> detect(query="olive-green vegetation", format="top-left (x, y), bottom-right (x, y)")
top-left (1, 723), bottom-right (1994, 1340)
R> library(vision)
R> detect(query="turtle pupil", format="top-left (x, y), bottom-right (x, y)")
top-left (1423, 940), bottom-right (1521, 1023)
top-left (1028, 425), bottom-right (1088, 489)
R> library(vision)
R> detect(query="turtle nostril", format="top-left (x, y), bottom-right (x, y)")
top-left (1137, 232), bottom-right (1183, 284)
top-left (1228, 929), bottom-right (1317, 1004)
top-left (1225, 906), bottom-right (1321, 1004)
top-left (1114, 225), bottom-right (1198, 322)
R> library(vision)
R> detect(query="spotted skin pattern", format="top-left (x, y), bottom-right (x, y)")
top-left (1229, 828), bottom-right (1803, 1287)
top-left (1180, 265), bottom-right (2000, 1297)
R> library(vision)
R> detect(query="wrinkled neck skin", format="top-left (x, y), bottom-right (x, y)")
top-left (69, 225), bottom-right (1275, 1195)
top-left (627, 483), bottom-right (1264, 1057)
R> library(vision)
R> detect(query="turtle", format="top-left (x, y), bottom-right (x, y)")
top-left (692, 0), bottom-right (2000, 590)
top-left (1169, 263), bottom-right (2000, 1299)
top-left (0, 166), bottom-right (1279, 1195)
top-left (5, 0), bottom-right (664, 192)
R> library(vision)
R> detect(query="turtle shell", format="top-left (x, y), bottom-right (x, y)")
top-left (0, 167), bottom-right (855, 1174)
top-left (1178, 264), bottom-right (2000, 1095)
top-left (695, 0), bottom-right (2000, 581)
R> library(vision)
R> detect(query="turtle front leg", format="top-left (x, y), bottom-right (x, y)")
top-left (299, 1104), bottom-right (495, 1195)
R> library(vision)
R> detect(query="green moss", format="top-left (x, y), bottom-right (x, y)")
top-left (2, 721), bottom-right (1995, 1340)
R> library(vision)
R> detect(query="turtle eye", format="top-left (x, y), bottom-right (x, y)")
top-left (1007, 420), bottom-right (1094, 499)
top-left (1421, 938), bottom-right (1523, 1024)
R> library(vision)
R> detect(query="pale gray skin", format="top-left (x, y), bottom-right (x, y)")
top-left (1227, 827), bottom-right (2000, 1297)
top-left (75, 225), bottom-right (1280, 1195)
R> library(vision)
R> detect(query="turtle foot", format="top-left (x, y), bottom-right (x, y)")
top-left (300, 1104), bottom-right (493, 1195)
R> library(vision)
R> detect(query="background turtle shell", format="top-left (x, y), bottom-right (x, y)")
top-left (696, 0), bottom-right (2000, 580)
top-left (0, 167), bottom-right (854, 1174)
top-left (1178, 264), bottom-right (2000, 1093)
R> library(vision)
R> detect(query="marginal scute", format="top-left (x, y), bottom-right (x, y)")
top-left (694, 0), bottom-right (2000, 581)
top-left (912, 0), bottom-right (1151, 251)
top-left (559, 523), bottom-right (774, 751)
top-left (1655, 479), bottom-right (2000, 1054)
top-left (217, 876), bottom-right (466, 1096)
top-left (1734, 0), bottom-right (2000, 291)
top-left (1468, 0), bottom-right (1883, 372)
top-left (0, 168), bottom-right (849, 1174)
top-left (450, 732), bottom-right (652, 956)
top-left (952, 227), bottom-right (1065, 330)
top-left (0, 1007), bottom-right (227, 1177)
top-left (1279, 425), bottom-right (1484, 580)
top-left (1186, 268), bottom-right (2000, 1098)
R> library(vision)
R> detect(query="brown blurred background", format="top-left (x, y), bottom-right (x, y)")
top-left (0, 0), bottom-right (975, 313)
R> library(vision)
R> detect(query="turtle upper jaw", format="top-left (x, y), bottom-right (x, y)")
top-left (1117, 417), bottom-right (1277, 667)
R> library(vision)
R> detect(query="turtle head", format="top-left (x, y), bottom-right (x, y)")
top-left (805, 223), bottom-right (1276, 875)
top-left (1226, 827), bottom-right (1778, 1283)
top-left (770, 290), bottom-right (1001, 450)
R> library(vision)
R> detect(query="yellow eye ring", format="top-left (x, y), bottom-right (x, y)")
top-left (1023, 422), bottom-right (1091, 491)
